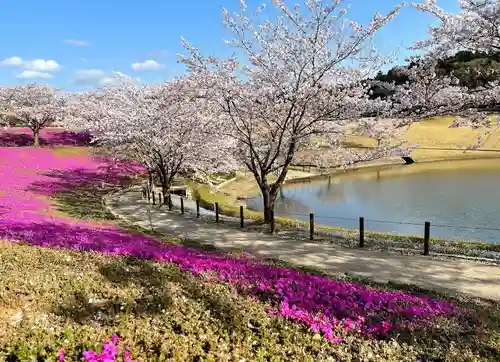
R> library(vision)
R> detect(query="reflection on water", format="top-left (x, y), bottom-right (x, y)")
top-left (247, 159), bottom-right (500, 243)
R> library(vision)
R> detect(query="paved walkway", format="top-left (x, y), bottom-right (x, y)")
top-left (106, 186), bottom-right (500, 300)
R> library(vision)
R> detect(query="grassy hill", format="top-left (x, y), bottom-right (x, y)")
top-left (344, 116), bottom-right (500, 162)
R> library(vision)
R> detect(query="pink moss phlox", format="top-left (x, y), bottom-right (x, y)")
top-left (0, 145), bottom-right (458, 341)
top-left (54, 335), bottom-right (137, 362)
top-left (0, 127), bottom-right (93, 147)
top-left (57, 348), bottom-right (65, 362)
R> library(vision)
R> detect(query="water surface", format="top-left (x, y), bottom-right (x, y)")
top-left (247, 159), bottom-right (500, 243)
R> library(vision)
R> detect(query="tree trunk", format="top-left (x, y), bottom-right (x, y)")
top-left (148, 170), bottom-right (153, 190)
top-left (262, 185), bottom-right (277, 233)
top-left (33, 130), bottom-right (40, 147)
top-left (161, 183), bottom-right (172, 206)
top-left (156, 166), bottom-right (173, 207)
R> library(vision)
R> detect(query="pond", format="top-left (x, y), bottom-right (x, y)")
top-left (247, 159), bottom-right (500, 243)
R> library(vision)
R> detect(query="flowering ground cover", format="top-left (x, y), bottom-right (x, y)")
top-left (0, 127), bottom-right (92, 147)
top-left (0, 132), bottom-right (499, 360)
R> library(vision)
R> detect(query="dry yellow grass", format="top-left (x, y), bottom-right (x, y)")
top-left (50, 146), bottom-right (90, 157)
top-left (345, 116), bottom-right (500, 162)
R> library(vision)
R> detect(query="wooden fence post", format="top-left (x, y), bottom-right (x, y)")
top-left (309, 213), bottom-right (314, 240)
top-left (270, 210), bottom-right (275, 234)
top-left (180, 197), bottom-right (184, 215)
top-left (168, 195), bottom-right (172, 211)
top-left (359, 217), bottom-right (365, 248)
top-left (215, 202), bottom-right (220, 223)
top-left (196, 199), bottom-right (200, 218)
top-left (158, 192), bottom-right (162, 205)
top-left (152, 191), bottom-right (156, 205)
top-left (240, 205), bottom-right (244, 228)
top-left (423, 221), bottom-right (431, 256)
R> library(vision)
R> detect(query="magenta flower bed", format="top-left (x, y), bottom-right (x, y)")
top-left (58, 335), bottom-right (136, 362)
top-left (0, 127), bottom-right (92, 146)
top-left (0, 145), bottom-right (459, 342)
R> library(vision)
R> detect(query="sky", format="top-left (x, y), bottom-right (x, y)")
top-left (0, 0), bottom-right (460, 91)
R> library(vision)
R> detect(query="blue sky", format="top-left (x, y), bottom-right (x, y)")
top-left (0, 0), bottom-right (459, 91)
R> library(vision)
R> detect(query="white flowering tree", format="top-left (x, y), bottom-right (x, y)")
top-left (72, 75), bottom-right (236, 201)
top-left (0, 84), bottom-right (67, 146)
top-left (392, 59), bottom-right (470, 119)
top-left (411, 0), bottom-right (500, 58)
top-left (410, 0), bottom-right (500, 104)
top-left (347, 115), bottom-right (416, 159)
top-left (409, 2), bottom-right (500, 148)
top-left (179, 0), bottom-right (406, 229)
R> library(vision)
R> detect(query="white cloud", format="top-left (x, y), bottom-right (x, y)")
top-left (0, 56), bottom-right (23, 66)
top-left (73, 69), bottom-right (140, 88)
top-left (24, 59), bottom-right (60, 72)
top-left (131, 59), bottom-right (164, 71)
top-left (0, 56), bottom-right (60, 72)
top-left (16, 70), bottom-right (53, 79)
top-left (64, 39), bottom-right (89, 47)
top-left (74, 69), bottom-right (113, 87)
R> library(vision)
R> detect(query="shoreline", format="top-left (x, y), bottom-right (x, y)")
top-left (189, 156), bottom-right (500, 260)
top-left (223, 154), bottom-right (500, 199)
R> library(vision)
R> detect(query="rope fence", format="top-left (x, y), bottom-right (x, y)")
top-left (140, 185), bottom-right (500, 257)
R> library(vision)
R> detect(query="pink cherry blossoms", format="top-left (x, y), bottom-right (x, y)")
top-left (70, 74), bottom-right (238, 198)
top-left (178, 0), bottom-right (407, 226)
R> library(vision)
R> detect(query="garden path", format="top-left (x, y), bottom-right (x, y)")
top-left (106, 186), bottom-right (500, 300)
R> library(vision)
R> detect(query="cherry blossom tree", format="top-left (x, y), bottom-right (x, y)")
top-left (0, 84), bottom-right (67, 146)
top-left (392, 57), bottom-right (499, 150)
top-left (450, 110), bottom-right (493, 129)
top-left (347, 115), bottom-right (416, 161)
top-left (72, 75), bottom-right (236, 201)
top-left (411, 0), bottom-right (500, 100)
top-left (392, 58), bottom-right (470, 119)
top-left (411, 0), bottom-right (500, 58)
top-left (179, 0), bottom-right (406, 230)
top-left (408, 0), bottom-right (500, 145)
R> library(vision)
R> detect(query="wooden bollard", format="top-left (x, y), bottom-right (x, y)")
top-left (423, 221), bottom-right (430, 256)
top-left (359, 217), bottom-right (365, 248)
top-left (240, 205), bottom-right (244, 228)
top-left (309, 213), bottom-right (314, 240)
